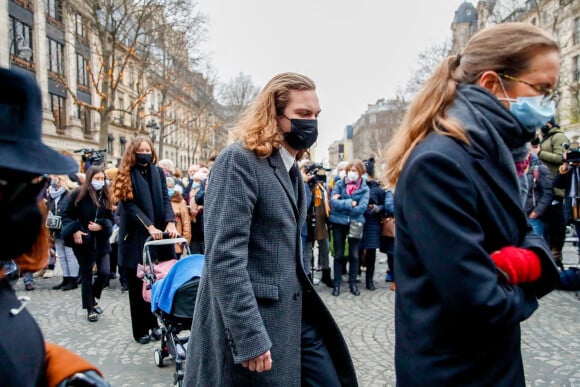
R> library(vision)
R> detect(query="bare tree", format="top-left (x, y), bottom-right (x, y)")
top-left (218, 72), bottom-right (259, 123)
top-left (405, 41), bottom-right (451, 95)
top-left (59, 0), bottom-right (207, 154)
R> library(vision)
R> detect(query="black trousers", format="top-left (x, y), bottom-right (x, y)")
top-left (77, 250), bottom-right (109, 311)
top-left (545, 200), bottom-right (566, 251)
top-left (124, 267), bottom-right (158, 341)
top-left (301, 318), bottom-right (340, 386)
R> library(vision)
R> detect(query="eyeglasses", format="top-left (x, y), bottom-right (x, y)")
top-left (499, 73), bottom-right (560, 105)
top-left (0, 175), bottom-right (50, 204)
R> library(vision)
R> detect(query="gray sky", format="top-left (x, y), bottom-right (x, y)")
top-left (195, 0), bottom-right (472, 161)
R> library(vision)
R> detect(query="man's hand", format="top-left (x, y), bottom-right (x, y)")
top-left (242, 350), bottom-right (272, 373)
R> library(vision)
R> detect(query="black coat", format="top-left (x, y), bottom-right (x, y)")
top-left (61, 188), bottom-right (113, 258)
top-left (394, 85), bottom-right (559, 386)
top-left (117, 165), bottom-right (175, 269)
top-left (0, 280), bottom-right (46, 386)
top-left (361, 179), bottom-right (385, 249)
top-left (46, 189), bottom-right (73, 239)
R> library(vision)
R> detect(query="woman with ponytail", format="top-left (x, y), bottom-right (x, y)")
top-left (386, 23), bottom-right (561, 385)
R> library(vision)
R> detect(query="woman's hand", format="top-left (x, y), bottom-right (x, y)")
top-left (88, 221), bottom-right (102, 232)
top-left (165, 222), bottom-right (178, 238)
top-left (148, 225), bottom-right (164, 240)
top-left (332, 194), bottom-right (341, 200)
top-left (73, 230), bottom-right (88, 245)
top-left (352, 201), bottom-right (358, 207)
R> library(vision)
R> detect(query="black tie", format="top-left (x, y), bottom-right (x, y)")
top-left (289, 165), bottom-right (299, 201)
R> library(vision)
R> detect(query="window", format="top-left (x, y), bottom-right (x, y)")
top-left (575, 18), bottom-right (580, 45)
top-left (46, 0), bottom-right (62, 21)
top-left (47, 38), bottom-right (64, 75)
top-left (107, 134), bottom-right (114, 155)
top-left (50, 93), bottom-right (66, 130)
top-left (75, 14), bottom-right (86, 39)
top-left (77, 104), bottom-right (91, 134)
top-left (77, 54), bottom-right (89, 86)
top-left (574, 55), bottom-right (580, 82)
top-left (116, 92), bottom-right (125, 124)
top-left (120, 136), bottom-right (127, 154)
top-left (9, 17), bottom-right (33, 62)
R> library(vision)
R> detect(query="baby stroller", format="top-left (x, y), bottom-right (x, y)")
top-left (141, 235), bottom-right (204, 387)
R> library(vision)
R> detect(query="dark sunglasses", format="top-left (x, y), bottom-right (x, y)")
top-left (0, 175), bottom-right (50, 204)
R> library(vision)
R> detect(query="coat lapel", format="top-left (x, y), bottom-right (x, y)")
top-left (268, 152), bottom-right (299, 219)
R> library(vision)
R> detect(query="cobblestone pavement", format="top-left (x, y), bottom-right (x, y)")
top-left (17, 248), bottom-right (580, 387)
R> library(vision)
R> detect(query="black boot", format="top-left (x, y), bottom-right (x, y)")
top-left (366, 267), bottom-right (376, 290)
top-left (332, 285), bottom-right (340, 296)
top-left (321, 269), bottom-right (333, 288)
top-left (61, 277), bottom-right (78, 291)
top-left (52, 277), bottom-right (66, 290)
top-left (349, 283), bottom-right (360, 296)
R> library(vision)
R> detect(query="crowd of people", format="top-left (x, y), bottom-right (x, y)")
top-left (4, 20), bottom-right (579, 387)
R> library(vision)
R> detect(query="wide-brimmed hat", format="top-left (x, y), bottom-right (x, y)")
top-left (0, 68), bottom-right (78, 175)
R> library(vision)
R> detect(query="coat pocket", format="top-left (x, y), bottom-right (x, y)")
top-left (252, 282), bottom-right (279, 301)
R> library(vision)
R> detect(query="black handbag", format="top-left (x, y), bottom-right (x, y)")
top-left (348, 220), bottom-right (364, 239)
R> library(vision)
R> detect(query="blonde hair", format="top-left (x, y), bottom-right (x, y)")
top-left (232, 72), bottom-right (316, 158)
top-left (52, 174), bottom-right (77, 191)
top-left (384, 22), bottom-right (559, 187)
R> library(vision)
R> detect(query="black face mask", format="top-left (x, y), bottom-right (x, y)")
top-left (136, 153), bottom-right (153, 165)
top-left (0, 200), bottom-right (42, 261)
top-left (282, 117), bottom-right (318, 150)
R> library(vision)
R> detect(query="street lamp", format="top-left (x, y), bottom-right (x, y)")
top-left (146, 120), bottom-right (160, 143)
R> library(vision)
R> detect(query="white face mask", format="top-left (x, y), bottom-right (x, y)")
top-left (347, 171), bottom-right (359, 181)
top-left (338, 170), bottom-right (346, 179)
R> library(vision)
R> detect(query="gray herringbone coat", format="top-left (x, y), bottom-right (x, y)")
top-left (183, 143), bottom-right (357, 387)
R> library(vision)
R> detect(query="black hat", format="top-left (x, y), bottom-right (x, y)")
top-left (0, 68), bottom-right (78, 175)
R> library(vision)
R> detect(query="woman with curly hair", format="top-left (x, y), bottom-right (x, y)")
top-left (112, 136), bottom-right (177, 344)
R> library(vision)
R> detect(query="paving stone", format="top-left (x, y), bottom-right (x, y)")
top-left (17, 248), bottom-right (580, 386)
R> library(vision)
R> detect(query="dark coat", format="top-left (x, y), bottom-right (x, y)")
top-left (117, 165), bottom-right (175, 270)
top-left (184, 143), bottom-right (357, 387)
top-left (61, 188), bottom-right (113, 258)
top-left (361, 179), bottom-right (385, 249)
top-left (394, 85), bottom-right (560, 386)
top-left (46, 189), bottom-right (73, 239)
top-left (0, 280), bottom-right (46, 386)
top-left (524, 154), bottom-right (553, 217)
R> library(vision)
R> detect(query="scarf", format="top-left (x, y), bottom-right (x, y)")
top-left (346, 178), bottom-right (361, 196)
top-left (447, 85), bottom-right (536, 188)
top-left (49, 186), bottom-right (66, 199)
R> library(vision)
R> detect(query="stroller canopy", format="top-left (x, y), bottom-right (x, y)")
top-left (151, 254), bottom-right (204, 314)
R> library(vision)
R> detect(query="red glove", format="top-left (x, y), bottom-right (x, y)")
top-left (490, 246), bottom-right (542, 285)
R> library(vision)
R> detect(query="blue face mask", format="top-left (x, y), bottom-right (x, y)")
top-left (168, 189), bottom-right (174, 197)
top-left (362, 173), bottom-right (368, 181)
top-left (498, 79), bottom-right (556, 130)
top-left (192, 182), bottom-right (200, 190)
top-left (91, 180), bottom-right (105, 191)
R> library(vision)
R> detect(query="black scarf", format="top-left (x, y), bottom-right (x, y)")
top-left (130, 164), bottom-right (165, 228)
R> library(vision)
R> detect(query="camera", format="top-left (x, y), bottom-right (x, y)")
top-left (74, 148), bottom-right (106, 166)
top-left (563, 142), bottom-right (580, 163)
top-left (304, 162), bottom-right (330, 184)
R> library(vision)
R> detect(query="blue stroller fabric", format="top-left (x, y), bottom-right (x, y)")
top-left (151, 254), bottom-right (204, 313)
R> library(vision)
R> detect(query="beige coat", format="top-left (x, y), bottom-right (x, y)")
top-left (170, 195), bottom-right (191, 254)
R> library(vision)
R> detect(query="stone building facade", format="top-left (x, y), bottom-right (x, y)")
top-left (451, 0), bottom-right (580, 135)
top-left (3, 0), bottom-right (224, 170)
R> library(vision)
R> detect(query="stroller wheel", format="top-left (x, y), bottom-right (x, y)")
top-left (154, 349), bottom-right (164, 368)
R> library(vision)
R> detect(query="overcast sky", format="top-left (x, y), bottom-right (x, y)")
top-left (194, 0), bottom-right (472, 161)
